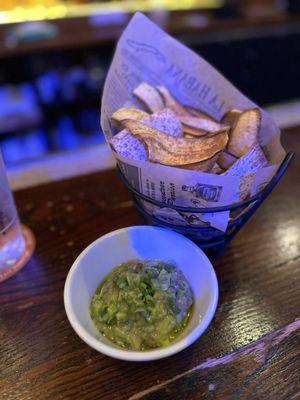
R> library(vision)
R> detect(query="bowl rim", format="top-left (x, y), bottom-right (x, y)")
top-left (64, 225), bottom-right (219, 362)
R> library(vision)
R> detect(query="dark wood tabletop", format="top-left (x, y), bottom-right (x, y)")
top-left (0, 127), bottom-right (299, 400)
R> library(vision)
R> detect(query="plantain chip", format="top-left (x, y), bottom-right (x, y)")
top-left (110, 108), bottom-right (183, 159)
top-left (133, 82), bottom-right (164, 113)
top-left (227, 108), bottom-right (261, 158)
top-left (123, 119), bottom-right (228, 166)
top-left (182, 124), bottom-right (207, 137)
top-left (154, 86), bottom-right (224, 135)
top-left (221, 108), bottom-right (242, 126)
top-left (156, 86), bottom-right (222, 132)
top-left (180, 115), bottom-right (223, 133)
top-left (111, 107), bottom-right (149, 124)
top-left (156, 86), bottom-right (191, 116)
top-left (179, 154), bottom-right (219, 172)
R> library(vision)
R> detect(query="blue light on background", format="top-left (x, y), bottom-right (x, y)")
top-left (0, 56), bottom-right (107, 167)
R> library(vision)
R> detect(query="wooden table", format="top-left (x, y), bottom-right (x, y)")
top-left (1, 127), bottom-right (299, 399)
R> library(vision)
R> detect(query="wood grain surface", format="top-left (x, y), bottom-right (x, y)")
top-left (0, 128), bottom-right (299, 400)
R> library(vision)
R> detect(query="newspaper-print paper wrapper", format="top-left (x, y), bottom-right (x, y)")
top-left (101, 12), bottom-right (285, 233)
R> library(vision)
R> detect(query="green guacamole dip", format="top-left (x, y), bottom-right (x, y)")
top-left (90, 260), bottom-right (193, 351)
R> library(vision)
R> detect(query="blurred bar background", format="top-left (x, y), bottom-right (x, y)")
top-left (0, 0), bottom-right (299, 188)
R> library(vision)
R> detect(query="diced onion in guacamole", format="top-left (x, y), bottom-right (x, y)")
top-left (90, 260), bottom-right (193, 351)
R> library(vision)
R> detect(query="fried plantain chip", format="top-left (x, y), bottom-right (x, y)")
top-left (182, 124), bottom-right (207, 137)
top-left (123, 119), bottom-right (228, 166)
top-left (205, 130), bottom-right (229, 138)
top-left (156, 86), bottom-right (221, 128)
top-left (180, 116), bottom-right (223, 133)
top-left (133, 82), bottom-right (164, 113)
top-left (110, 108), bottom-right (183, 159)
top-left (227, 108), bottom-right (261, 158)
top-left (111, 107), bottom-right (149, 124)
top-left (156, 86), bottom-right (190, 116)
top-left (179, 154), bottom-right (219, 172)
top-left (155, 86), bottom-right (224, 137)
top-left (221, 108), bottom-right (242, 126)
top-left (218, 150), bottom-right (238, 170)
top-left (153, 89), bottom-right (223, 136)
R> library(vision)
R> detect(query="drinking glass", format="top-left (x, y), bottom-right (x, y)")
top-left (0, 151), bottom-right (25, 272)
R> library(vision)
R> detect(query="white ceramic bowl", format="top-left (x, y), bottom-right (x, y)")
top-left (64, 226), bottom-right (218, 361)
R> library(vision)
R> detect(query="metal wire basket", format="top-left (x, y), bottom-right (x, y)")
top-left (118, 152), bottom-right (294, 259)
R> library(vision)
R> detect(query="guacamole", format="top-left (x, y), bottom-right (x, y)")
top-left (90, 260), bottom-right (193, 351)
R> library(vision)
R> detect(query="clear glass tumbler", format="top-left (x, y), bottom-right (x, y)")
top-left (0, 151), bottom-right (25, 272)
